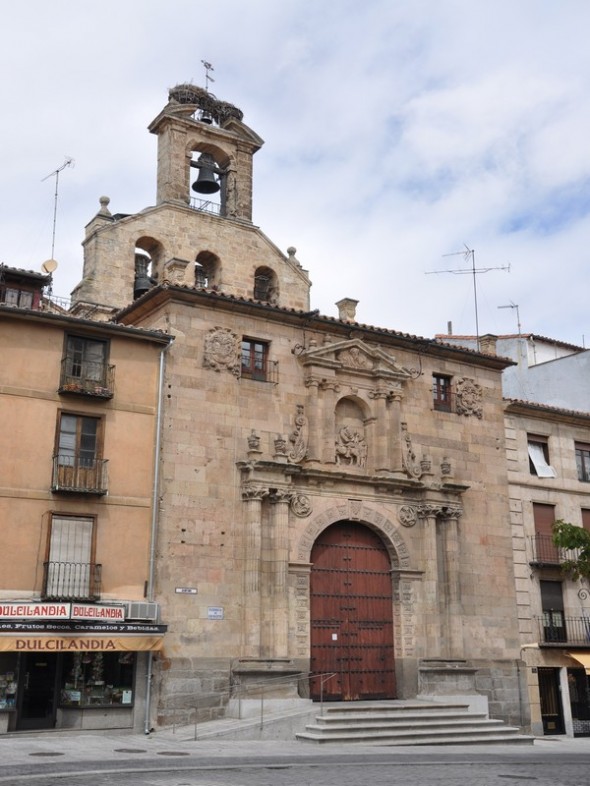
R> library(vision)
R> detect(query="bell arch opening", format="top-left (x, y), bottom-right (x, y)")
top-left (194, 251), bottom-right (220, 289)
top-left (253, 266), bottom-right (278, 304)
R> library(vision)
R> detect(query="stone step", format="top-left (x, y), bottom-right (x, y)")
top-left (306, 718), bottom-right (506, 733)
top-left (297, 729), bottom-right (534, 746)
top-left (313, 710), bottom-right (489, 724)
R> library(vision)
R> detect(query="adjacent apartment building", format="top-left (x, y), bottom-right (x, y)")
top-left (439, 333), bottom-right (590, 737)
top-left (0, 264), bottom-right (172, 732)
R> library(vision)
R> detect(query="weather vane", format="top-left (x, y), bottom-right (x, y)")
top-left (426, 244), bottom-right (510, 351)
top-left (201, 60), bottom-right (215, 92)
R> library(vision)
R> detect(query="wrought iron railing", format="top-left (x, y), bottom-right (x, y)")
top-left (536, 615), bottom-right (590, 645)
top-left (42, 561), bottom-right (102, 601)
top-left (190, 197), bottom-right (222, 216)
top-left (530, 533), bottom-right (580, 566)
top-left (51, 455), bottom-right (108, 494)
top-left (58, 357), bottom-right (115, 398)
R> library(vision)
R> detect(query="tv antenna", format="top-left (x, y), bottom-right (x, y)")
top-left (426, 244), bottom-right (510, 350)
top-left (498, 301), bottom-right (522, 336)
top-left (201, 60), bottom-right (215, 92)
top-left (41, 156), bottom-right (74, 261)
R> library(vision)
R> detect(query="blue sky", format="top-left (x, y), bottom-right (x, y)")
top-left (1, 1), bottom-right (589, 346)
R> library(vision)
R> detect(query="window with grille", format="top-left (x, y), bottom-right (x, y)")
top-left (241, 339), bottom-right (269, 381)
top-left (44, 515), bottom-right (97, 600)
top-left (432, 374), bottom-right (452, 412)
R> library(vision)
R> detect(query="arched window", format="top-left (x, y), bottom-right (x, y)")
top-left (254, 266), bottom-right (277, 303)
top-left (195, 251), bottom-right (219, 289)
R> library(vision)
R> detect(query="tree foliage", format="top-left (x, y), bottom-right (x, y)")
top-left (552, 519), bottom-right (590, 581)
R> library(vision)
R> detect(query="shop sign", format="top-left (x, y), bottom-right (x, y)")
top-left (70, 604), bottom-right (125, 621)
top-left (0, 635), bottom-right (164, 652)
top-left (0, 603), bottom-right (70, 620)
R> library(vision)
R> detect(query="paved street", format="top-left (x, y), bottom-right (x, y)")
top-left (0, 733), bottom-right (589, 786)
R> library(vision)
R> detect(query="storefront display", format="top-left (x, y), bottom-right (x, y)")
top-left (60, 652), bottom-right (135, 708)
top-left (0, 654), bottom-right (18, 709)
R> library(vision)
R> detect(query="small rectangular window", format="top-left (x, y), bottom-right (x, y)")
top-left (575, 443), bottom-right (590, 482)
top-left (528, 435), bottom-right (556, 477)
top-left (540, 580), bottom-right (566, 643)
top-left (432, 374), bottom-right (452, 412)
top-left (52, 412), bottom-right (107, 493)
top-left (241, 339), bottom-right (269, 381)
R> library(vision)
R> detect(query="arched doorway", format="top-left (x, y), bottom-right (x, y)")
top-left (310, 522), bottom-right (396, 701)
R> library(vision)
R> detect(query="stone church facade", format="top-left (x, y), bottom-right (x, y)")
top-left (71, 84), bottom-right (524, 728)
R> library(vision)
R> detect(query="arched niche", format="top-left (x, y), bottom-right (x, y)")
top-left (253, 266), bottom-right (278, 304)
top-left (194, 251), bottom-right (220, 289)
top-left (334, 396), bottom-right (369, 468)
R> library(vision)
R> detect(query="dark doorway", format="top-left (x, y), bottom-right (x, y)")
top-left (310, 522), bottom-right (395, 701)
top-left (538, 667), bottom-right (565, 735)
top-left (16, 653), bottom-right (59, 730)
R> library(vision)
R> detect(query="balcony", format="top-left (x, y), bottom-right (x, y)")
top-left (51, 456), bottom-right (108, 495)
top-left (58, 357), bottom-right (115, 399)
top-left (529, 533), bottom-right (580, 567)
top-left (536, 615), bottom-right (590, 646)
top-left (42, 561), bottom-right (102, 601)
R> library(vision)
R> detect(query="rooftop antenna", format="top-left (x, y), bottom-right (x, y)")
top-left (498, 301), bottom-right (522, 336)
top-left (426, 244), bottom-right (510, 351)
top-left (201, 60), bottom-right (215, 92)
top-left (41, 157), bottom-right (74, 261)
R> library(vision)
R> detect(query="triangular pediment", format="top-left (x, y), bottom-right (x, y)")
top-left (299, 338), bottom-right (413, 381)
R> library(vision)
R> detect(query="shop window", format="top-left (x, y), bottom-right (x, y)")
top-left (52, 413), bottom-right (107, 494)
top-left (0, 653), bottom-right (18, 709)
top-left (43, 515), bottom-right (100, 601)
top-left (528, 435), bottom-right (556, 477)
top-left (60, 651), bottom-right (135, 708)
top-left (241, 339), bottom-right (269, 381)
top-left (541, 580), bottom-right (566, 643)
top-left (576, 443), bottom-right (590, 483)
top-left (432, 374), bottom-right (452, 412)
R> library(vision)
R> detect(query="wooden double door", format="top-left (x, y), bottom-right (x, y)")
top-left (310, 522), bottom-right (396, 701)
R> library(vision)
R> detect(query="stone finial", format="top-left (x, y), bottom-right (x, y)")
top-left (98, 196), bottom-right (111, 217)
top-left (336, 298), bottom-right (359, 322)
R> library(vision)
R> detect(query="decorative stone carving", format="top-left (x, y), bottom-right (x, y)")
top-left (456, 377), bottom-right (483, 419)
top-left (335, 423), bottom-right (367, 467)
top-left (441, 456), bottom-right (452, 476)
top-left (273, 434), bottom-right (288, 457)
top-left (290, 493), bottom-right (312, 518)
top-left (338, 346), bottom-right (371, 369)
top-left (247, 429), bottom-right (261, 451)
top-left (401, 422), bottom-right (422, 479)
top-left (203, 327), bottom-right (240, 375)
top-left (416, 503), bottom-right (464, 519)
top-left (288, 405), bottom-right (308, 463)
top-left (241, 485), bottom-right (269, 501)
top-left (398, 505), bottom-right (417, 527)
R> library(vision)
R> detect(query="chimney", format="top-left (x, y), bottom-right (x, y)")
top-left (336, 298), bottom-right (358, 322)
top-left (479, 333), bottom-right (498, 355)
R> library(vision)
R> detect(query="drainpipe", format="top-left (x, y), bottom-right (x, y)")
top-left (144, 338), bottom-right (173, 735)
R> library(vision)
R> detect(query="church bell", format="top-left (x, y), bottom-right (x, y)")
top-left (191, 153), bottom-right (220, 195)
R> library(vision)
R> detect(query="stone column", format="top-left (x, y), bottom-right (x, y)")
top-left (320, 381), bottom-right (339, 464)
top-left (418, 505), bottom-right (442, 656)
top-left (304, 380), bottom-right (321, 464)
top-left (264, 490), bottom-right (291, 658)
top-left (241, 486), bottom-right (267, 655)
top-left (369, 389), bottom-right (389, 474)
top-left (437, 508), bottom-right (464, 658)
top-left (389, 391), bottom-right (405, 476)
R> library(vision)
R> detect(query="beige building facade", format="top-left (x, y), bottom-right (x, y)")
top-left (66, 85), bottom-right (526, 730)
top-left (0, 265), bottom-right (171, 733)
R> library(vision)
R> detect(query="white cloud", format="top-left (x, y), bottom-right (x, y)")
top-left (0, 0), bottom-right (589, 346)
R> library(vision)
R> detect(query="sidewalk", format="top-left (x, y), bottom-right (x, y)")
top-left (0, 727), bottom-right (589, 769)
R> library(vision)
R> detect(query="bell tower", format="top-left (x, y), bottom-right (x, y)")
top-left (149, 84), bottom-right (264, 222)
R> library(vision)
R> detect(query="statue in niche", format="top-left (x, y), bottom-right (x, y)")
top-left (335, 423), bottom-right (367, 468)
top-left (288, 404), bottom-right (308, 463)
